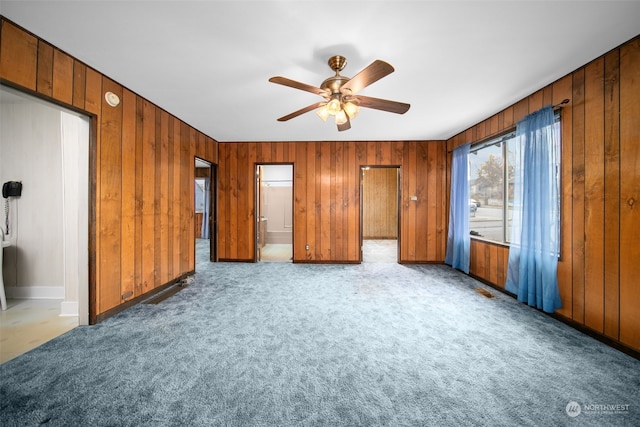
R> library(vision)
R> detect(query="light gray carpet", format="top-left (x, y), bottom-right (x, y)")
top-left (1, 251), bottom-right (639, 426)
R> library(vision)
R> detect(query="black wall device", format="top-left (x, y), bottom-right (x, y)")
top-left (2, 181), bottom-right (22, 198)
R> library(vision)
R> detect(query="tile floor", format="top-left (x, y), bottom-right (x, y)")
top-left (0, 299), bottom-right (78, 364)
top-left (260, 243), bottom-right (293, 262)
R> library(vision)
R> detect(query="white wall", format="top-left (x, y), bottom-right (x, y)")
top-left (1, 100), bottom-right (64, 292)
top-left (0, 86), bottom-right (88, 323)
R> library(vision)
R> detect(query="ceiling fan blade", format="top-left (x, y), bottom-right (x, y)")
top-left (269, 76), bottom-right (329, 97)
top-left (337, 117), bottom-right (351, 132)
top-left (277, 102), bottom-right (326, 122)
top-left (341, 60), bottom-right (394, 94)
top-left (355, 95), bottom-right (410, 114)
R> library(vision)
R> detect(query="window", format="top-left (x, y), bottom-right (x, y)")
top-left (468, 113), bottom-right (560, 245)
top-left (468, 133), bottom-right (512, 242)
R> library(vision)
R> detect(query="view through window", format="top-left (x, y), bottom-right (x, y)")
top-left (468, 115), bottom-right (560, 247)
top-left (468, 133), bottom-right (515, 243)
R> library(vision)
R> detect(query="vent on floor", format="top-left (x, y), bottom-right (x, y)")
top-left (144, 284), bottom-right (188, 304)
top-left (475, 288), bottom-right (495, 298)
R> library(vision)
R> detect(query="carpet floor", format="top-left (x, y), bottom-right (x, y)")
top-left (1, 258), bottom-right (639, 426)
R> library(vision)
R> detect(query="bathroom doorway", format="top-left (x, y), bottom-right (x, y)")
top-left (360, 166), bottom-right (400, 263)
top-left (255, 164), bottom-right (293, 262)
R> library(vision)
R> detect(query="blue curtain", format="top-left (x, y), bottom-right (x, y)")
top-left (445, 143), bottom-right (470, 273)
top-left (505, 106), bottom-right (561, 313)
top-left (201, 178), bottom-right (210, 239)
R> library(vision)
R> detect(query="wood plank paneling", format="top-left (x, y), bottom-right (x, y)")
top-left (348, 142), bottom-right (358, 260)
top-left (448, 35), bottom-right (640, 353)
top-left (120, 88), bottom-right (136, 302)
top-left (584, 58), bottom-right (605, 333)
top-left (236, 143), bottom-right (251, 259)
top-left (571, 68), bottom-right (586, 324)
top-left (554, 74), bottom-right (574, 319)
top-left (187, 128), bottom-right (196, 271)
top-left (619, 38), bottom-right (640, 350)
top-left (0, 20), bottom-right (37, 89)
top-left (178, 124), bottom-right (191, 274)
top-left (333, 142), bottom-right (343, 259)
top-left (84, 68), bottom-right (102, 115)
top-left (171, 117), bottom-right (182, 278)
top-left (141, 100), bottom-right (156, 294)
top-left (134, 98), bottom-right (145, 298)
top-left (603, 50), bottom-right (620, 340)
top-left (36, 41), bottom-right (53, 96)
top-left (52, 48), bottom-right (73, 104)
top-left (415, 144), bottom-right (427, 260)
top-left (159, 111), bottom-right (170, 285)
top-left (219, 141), bottom-right (446, 263)
top-left (72, 61), bottom-right (86, 109)
top-left (153, 110), bottom-right (163, 287)
top-left (294, 145), bottom-right (307, 259)
top-left (98, 78), bottom-right (123, 312)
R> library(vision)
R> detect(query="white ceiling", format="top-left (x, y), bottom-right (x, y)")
top-left (1, 1), bottom-right (639, 142)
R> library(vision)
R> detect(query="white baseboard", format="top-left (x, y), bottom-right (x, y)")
top-left (5, 286), bottom-right (65, 299)
top-left (60, 300), bottom-right (79, 317)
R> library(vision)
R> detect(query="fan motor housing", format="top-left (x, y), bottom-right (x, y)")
top-left (320, 55), bottom-right (350, 95)
top-left (320, 75), bottom-right (350, 95)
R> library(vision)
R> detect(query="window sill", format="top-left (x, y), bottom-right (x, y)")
top-left (469, 235), bottom-right (510, 249)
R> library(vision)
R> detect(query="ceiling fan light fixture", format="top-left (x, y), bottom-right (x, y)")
top-left (335, 110), bottom-right (348, 125)
top-left (343, 102), bottom-right (359, 119)
top-left (326, 98), bottom-right (341, 116)
top-left (316, 105), bottom-right (330, 122)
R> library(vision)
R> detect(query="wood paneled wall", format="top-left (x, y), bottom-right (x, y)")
top-left (362, 167), bottom-right (398, 239)
top-left (448, 35), bottom-right (640, 352)
top-left (218, 141), bottom-right (447, 263)
top-left (0, 19), bottom-right (218, 321)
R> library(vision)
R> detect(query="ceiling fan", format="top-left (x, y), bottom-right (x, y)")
top-left (269, 55), bottom-right (410, 131)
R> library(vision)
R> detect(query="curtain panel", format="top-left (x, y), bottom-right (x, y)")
top-left (445, 143), bottom-right (470, 273)
top-left (505, 106), bottom-right (561, 313)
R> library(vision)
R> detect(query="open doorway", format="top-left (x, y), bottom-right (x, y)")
top-left (255, 164), bottom-right (293, 262)
top-left (195, 158), bottom-right (216, 267)
top-left (360, 166), bottom-right (400, 263)
top-left (0, 84), bottom-right (89, 362)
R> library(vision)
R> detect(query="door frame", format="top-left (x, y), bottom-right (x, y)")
top-left (254, 163), bottom-right (294, 262)
top-left (359, 165), bottom-right (401, 263)
top-left (195, 157), bottom-right (217, 262)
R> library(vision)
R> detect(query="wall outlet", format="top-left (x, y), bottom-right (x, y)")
top-left (305, 244), bottom-right (310, 251)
